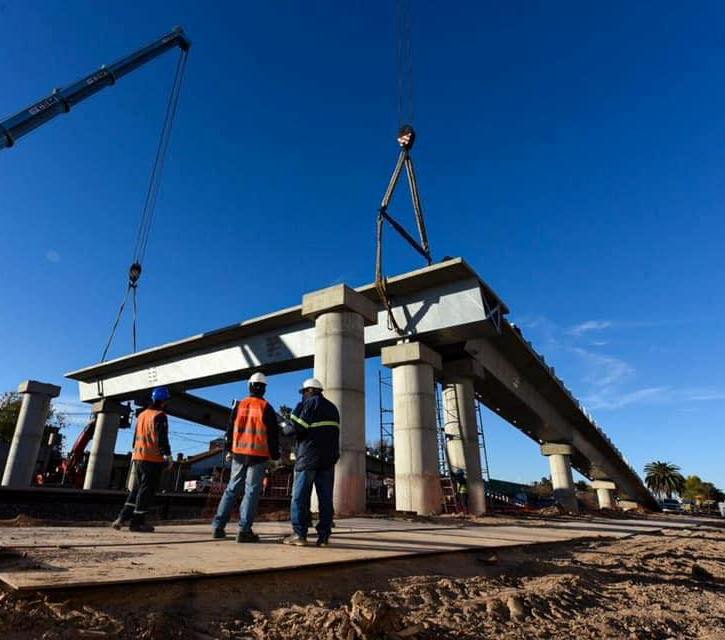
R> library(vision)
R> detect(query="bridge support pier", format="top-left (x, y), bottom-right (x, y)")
top-left (1, 380), bottom-right (61, 487)
top-left (302, 284), bottom-right (377, 515)
top-left (442, 359), bottom-right (487, 515)
top-left (84, 399), bottom-right (129, 490)
top-left (592, 480), bottom-right (617, 510)
top-left (541, 442), bottom-right (578, 513)
top-left (382, 341), bottom-right (442, 515)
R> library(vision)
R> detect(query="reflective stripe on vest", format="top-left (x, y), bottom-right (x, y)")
top-left (132, 408), bottom-right (164, 463)
top-left (232, 396), bottom-right (271, 457)
top-left (290, 414), bottom-right (340, 429)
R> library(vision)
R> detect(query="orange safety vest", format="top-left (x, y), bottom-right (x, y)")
top-left (132, 408), bottom-right (165, 463)
top-left (232, 397), bottom-right (271, 457)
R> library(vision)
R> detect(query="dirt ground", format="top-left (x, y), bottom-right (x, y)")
top-left (0, 516), bottom-right (723, 640)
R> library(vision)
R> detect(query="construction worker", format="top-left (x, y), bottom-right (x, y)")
top-left (282, 378), bottom-right (340, 547)
top-left (212, 372), bottom-right (280, 542)
top-left (112, 387), bottom-right (172, 533)
top-left (456, 475), bottom-right (469, 514)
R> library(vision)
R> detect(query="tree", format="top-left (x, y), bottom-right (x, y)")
top-left (0, 391), bottom-right (67, 445)
top-left (0, 392), bottom-right (22, 443)
top-left (683, 475), bottom-right (706, 502)
top-left (644, 461), bottom-right (685, 499)
top-left (684, 476), bottom-right (723, 503)
top-left (575, 480), bottom-right (592, 492)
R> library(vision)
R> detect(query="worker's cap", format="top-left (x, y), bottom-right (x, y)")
top-left (299, 377), bottom-right (323, 393)
top-left (151, 386), bottom-right (170, 403)
top-left (248, 372), bottom-right (268, 386)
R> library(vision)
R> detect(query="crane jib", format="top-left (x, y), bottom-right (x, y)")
top-left (0, 28), bottom-right (190, 151)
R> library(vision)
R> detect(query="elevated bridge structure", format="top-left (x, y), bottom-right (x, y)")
top-left (56, 258), bottom-right (655, 512)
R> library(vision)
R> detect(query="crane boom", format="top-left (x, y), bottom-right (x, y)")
top-left (0, 27), bottom-right (191, 151)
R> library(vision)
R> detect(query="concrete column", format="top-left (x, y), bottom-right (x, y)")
top-left (382, 342), bottom-right (442, 515)
top-left (541, 442), bottom-right (578, 513)
top-left (1, 380), bottom-right (61, 487)
top-left (302, 284), bottom-right (377, 515)
top-left (84, 399), bottom-right (129, 490)
top-left (442, 359), bottom-right (487, 515)
top-left (592, 480), bottom-right (617, 510)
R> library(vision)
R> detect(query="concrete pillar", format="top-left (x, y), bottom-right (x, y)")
top-left (382, 342), bottom-right (443, 515)
top-left (442, 359), bottom-right (487, 515)
top-left (84, 399), bottom-right (129, 490)
top-left (1, 380), bottom-right (61, 487)
top-left (592, 480), bottom-right (617, 510)
top-left (302, 284), bottom-right (378, 515)
top-left (541, 442), bottom-right (578, 513)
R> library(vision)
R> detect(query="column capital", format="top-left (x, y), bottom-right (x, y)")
top-left (591, 480), bottom-right (616, 491)
top-left (302, 284), bottom-right (378, 326)
top-left (541, 442), bottom-right (574, 456)
top-left (92, 398), bottom-right (130, 416)
top-left (381, 341), bottom-right (441, 371)
top-left (442, 357), bottom-right (485, 383)
top-left (17, 380), bottom-right (61, 398)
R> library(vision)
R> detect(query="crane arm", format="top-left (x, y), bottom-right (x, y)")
top-left (0, 27), bottom-right (190, 151)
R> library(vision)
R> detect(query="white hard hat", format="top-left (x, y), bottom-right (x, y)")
top-left (249, 372), bottom-right (268, 386)
top-left (300, 377), bottom-right (323, 392)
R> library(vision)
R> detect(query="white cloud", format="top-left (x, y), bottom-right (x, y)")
top-left (45, 250), bottom-right (61, 263)
top-left (569, 346), bottom-right (634, 388)
top-left (583, 386), bottom-right (669, 410)
top-left (566, 320), bottom-right (612, 336)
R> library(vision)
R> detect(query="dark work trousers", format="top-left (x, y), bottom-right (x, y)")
top-left (117, 460), bottom-right (163, 525)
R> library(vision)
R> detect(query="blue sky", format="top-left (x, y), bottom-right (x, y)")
top-left (1, 1), bottom-right (723, 488)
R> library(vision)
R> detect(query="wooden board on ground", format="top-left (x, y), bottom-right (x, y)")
top-left (0, 515), bottom-right (705, 592)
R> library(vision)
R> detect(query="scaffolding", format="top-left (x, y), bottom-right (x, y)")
top-left (476, 398), bottom-right (492, 482)
top-left (377, 369), bottom-right (395, 475)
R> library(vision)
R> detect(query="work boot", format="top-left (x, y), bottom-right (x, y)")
top-left (212, 529), bottom-right (226, 539)
top-left (111, 518), bottom-right (125, 531)
top-left (236, 530), bottom-right (260, 543)
top-left (315, 536), bottom-right (330, 547)
top-left (282, 534), bottom-right (308, 546)
top-left (129, 521), bottom-right (155, 533)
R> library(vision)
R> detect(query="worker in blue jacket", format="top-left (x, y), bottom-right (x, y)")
top-left (281, 377), bottom-right (340, 547)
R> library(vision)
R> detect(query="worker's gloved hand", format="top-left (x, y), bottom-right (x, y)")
top-left (225, 452), bottom-right (232, 463)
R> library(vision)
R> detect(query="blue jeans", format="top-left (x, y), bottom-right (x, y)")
top-left (291, 467), bottom-right (334, 540)
top-left (212, 458), bottom-right (267, 533)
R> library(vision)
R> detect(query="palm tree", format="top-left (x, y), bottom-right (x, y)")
top-left (644, 461), bottom-right (685, 499)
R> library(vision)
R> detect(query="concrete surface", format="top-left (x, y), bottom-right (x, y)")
top-left (442, 360), bottom-right (486, 515)
top-left (383, 342), bottom-right (442, 515)
top-left (1, 380), bottom-right (60, 488)
top-left (541, 443), bottom-right (578, 513)
top-left (84, 400), bottom-right (129, 491)
top-left (592, 480), bottom-right (617, 510)
top-left (0, 516), bottom-right (707, 592)
top-left (304, 286), bottom-right (374, 515)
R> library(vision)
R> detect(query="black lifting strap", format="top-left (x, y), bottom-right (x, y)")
top-left (99, 49), bottom-right (188, 363)
top-left (375, 125), bottom-right (432, 336)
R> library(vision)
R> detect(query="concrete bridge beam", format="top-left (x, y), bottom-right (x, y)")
top-left (1, 380), bottom-right (61, 487)
top-left (382, 341), bottom-right (442, 515)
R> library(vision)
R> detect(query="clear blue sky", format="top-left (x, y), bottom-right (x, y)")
top-left (1, 1), bottom-right (723, 488)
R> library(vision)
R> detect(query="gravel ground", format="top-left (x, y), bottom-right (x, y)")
top-left (0, 518), bottom-right (723, 639)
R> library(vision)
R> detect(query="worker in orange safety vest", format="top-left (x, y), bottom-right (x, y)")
top-left (112, 387), bottom-right (172, 533)
top-left (211, 372), bottom-right (280, 542)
